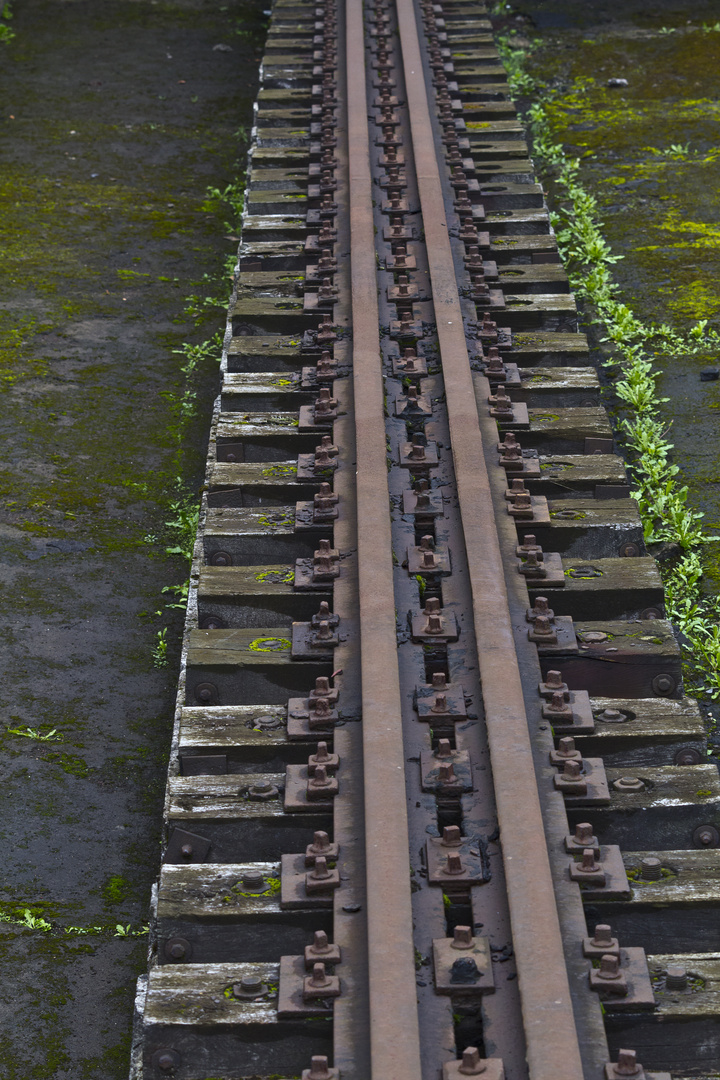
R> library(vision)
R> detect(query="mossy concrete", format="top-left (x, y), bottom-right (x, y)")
top-left (511, 1), bottom-right (720, 563)
top-left (0, 0), bottom-right (265, 1076)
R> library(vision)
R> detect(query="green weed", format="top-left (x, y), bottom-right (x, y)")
top-left (152, 627), bottom-right (168, 668)
top-left (6, 726), bottom-right (62, 742)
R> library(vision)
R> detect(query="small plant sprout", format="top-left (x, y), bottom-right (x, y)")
top-left (6, 726), bottom-right (62, 742)
top-left (152, 627), bottom-right (168, 668)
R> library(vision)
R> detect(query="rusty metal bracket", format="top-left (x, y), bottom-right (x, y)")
top-left (568, 844), bottom-right (630, 899)
top-left (280, 853), bottom-right (337, 910)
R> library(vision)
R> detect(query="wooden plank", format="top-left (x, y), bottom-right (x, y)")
top-left (168, 773), bottom-right (287, 819)
top-left (529, 454), bottom-right (628, 496)
top-left (499, 330), bottom-right (590, 365)
top-left (496, 266), bottom-right (568, 291)
top-left (199, 565), bottom-right (297, 597)
top-left (515, 367), bottom-right (599, 407)
top-left (178, 705), bottom-right (294, 753)
top-left (197, 565), bottom-right (330, 629)
top-left (588, 851), bottom-right (720, 953)
top-left (526, 498), bottom-right (643, 558)
top-left (527, 556), bottom-right (664, 620)
top-left (575, 696), bottom-right (706, 766)
top-left (537, 617), bottom-right (681, 699)
top-left (566, 765), bottom-right (720, 850)
top-left (201, 506), bottom-right (324, 567)
top-left (157, 863), bottom-right (283, 920)
top-left (527, 407), bottom-right (613, 451)
top-left (187, 628), bottom-right (294, 666)
top-left (604, 953), bottom-right (720, 1072)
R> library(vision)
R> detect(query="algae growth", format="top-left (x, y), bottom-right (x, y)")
top-left (0, 0), bottom-right (267, 1076)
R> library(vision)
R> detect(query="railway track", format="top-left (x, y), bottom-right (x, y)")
top-left (129, 1), bottom-right (720, 1078)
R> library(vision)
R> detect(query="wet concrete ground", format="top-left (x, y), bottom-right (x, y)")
top-left (0, 2), bottom-right (264, 1076)
top-left (512, 0), bottom-right (720, 555)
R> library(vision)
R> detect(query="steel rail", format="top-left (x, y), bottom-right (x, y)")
top-left (345, 0), bottom-right (424, 1075)
top-left (395, 1), bottom-right (586, 1076)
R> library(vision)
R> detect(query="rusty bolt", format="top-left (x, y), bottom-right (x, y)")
top-left (639, 856), bottom-right (662, 881)
top-left (210, 550), bottom-right (232, 566)
top-left (674, 746), bottom-right (702, 765)
top-left (424, 613), bottom-right (444, 635)
top-left (305, 1056), bottom-right (334, 1080)
top-left (651, 673), bottom-right (676, 696)
top-left (518, 552), bottom-right (546, 578)
top-left (432, 671), bottom-right (448, 689)
top-left (528, 596), bottom-right (554, 621)
top-left (153, 1049), bottom-right (181, 1073)
top-left (578, 848), bottom-right (602, 875)
top-left (309, 764), bottom-right (333, 791)
top-left (310, 697), bottom-right (333, 721)
top-left (574, 822), bottom-right (596, 846)
top-left (164, 938), bottom-right (191, 962)
top-left (509, 478), bottom-right (529, 498)
top-left (425, 597), bottom-right (441, 614)
top-left (233, 974), bottom-right (267, 999)
top-left (556, 736), bottom-right (578, 759)
top-left (665, 964), bottom-right (688, 990)
top-left (596, 707), bottom-right (625, 723)
top-left (402, 346), bottom-right (419, 371)
top-left (612, 775), bottom-right (645, 793)
top-left (248, 780), bottom-right (278, 801)
top-left (308, 856), bottom-right (332, 882)
top-left (409, 438), bottom-right (426, 461)
top-left (309, 930), bottom-right (333, 957)
top-left (308, 962), bottom-right (333, 990)
top-left (597, 954), bottom-right (623, 981)
top-left (561, 760), bottom-right (582, 780)
top-left (317, 353), bottom-right (337, 378)
top-left (693, 824), bottom-right (720, 847)
top-left (438, 762), bottom-right (458, 785)
top-left (452, 925), bottom-right (474, 950)
top-left (311, 676), bottom-right (332, 699)
top-left (592, 925), bottom-right (615, 949)
top-left (436, 738), bottom-right (452, 758)
top-left (613, 1050), bottom-right (642, 1077)
top-left (517, 532), bottom-right (541, 554)
top-left (458, 1047), bottom-right (486, 1076)
top-left (486, 349), bottom-right (505, 375)
top-left (308, 831), bottom-right (333, 857)
top-left (529, 614), bottom-right (556, 639)
top-left (312, 741), bottom-right (332, 763)
top-left (314, 446), bottom-right (335, 467)
top-left (313, 620), bottom-right (334, 641)
top-left (241, 870), bottom-right (265, 890)
top-left (421, 549), bottom-right (436, 568)
top-left (312, 601), bottom-right (336, 626)
top-left (519, 552), bottom-right (546, 579)
top-left (442, 825), bottom-right (462, 847)
top-left (444, 852), bottom-right (464, 875)
top-left (545, 669), bottom-right (565, 690)
top-left (430, 692), bottom-right (448, 713)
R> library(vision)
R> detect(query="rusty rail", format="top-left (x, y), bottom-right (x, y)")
top-left (346, 0), bottom-right (424, 1073)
